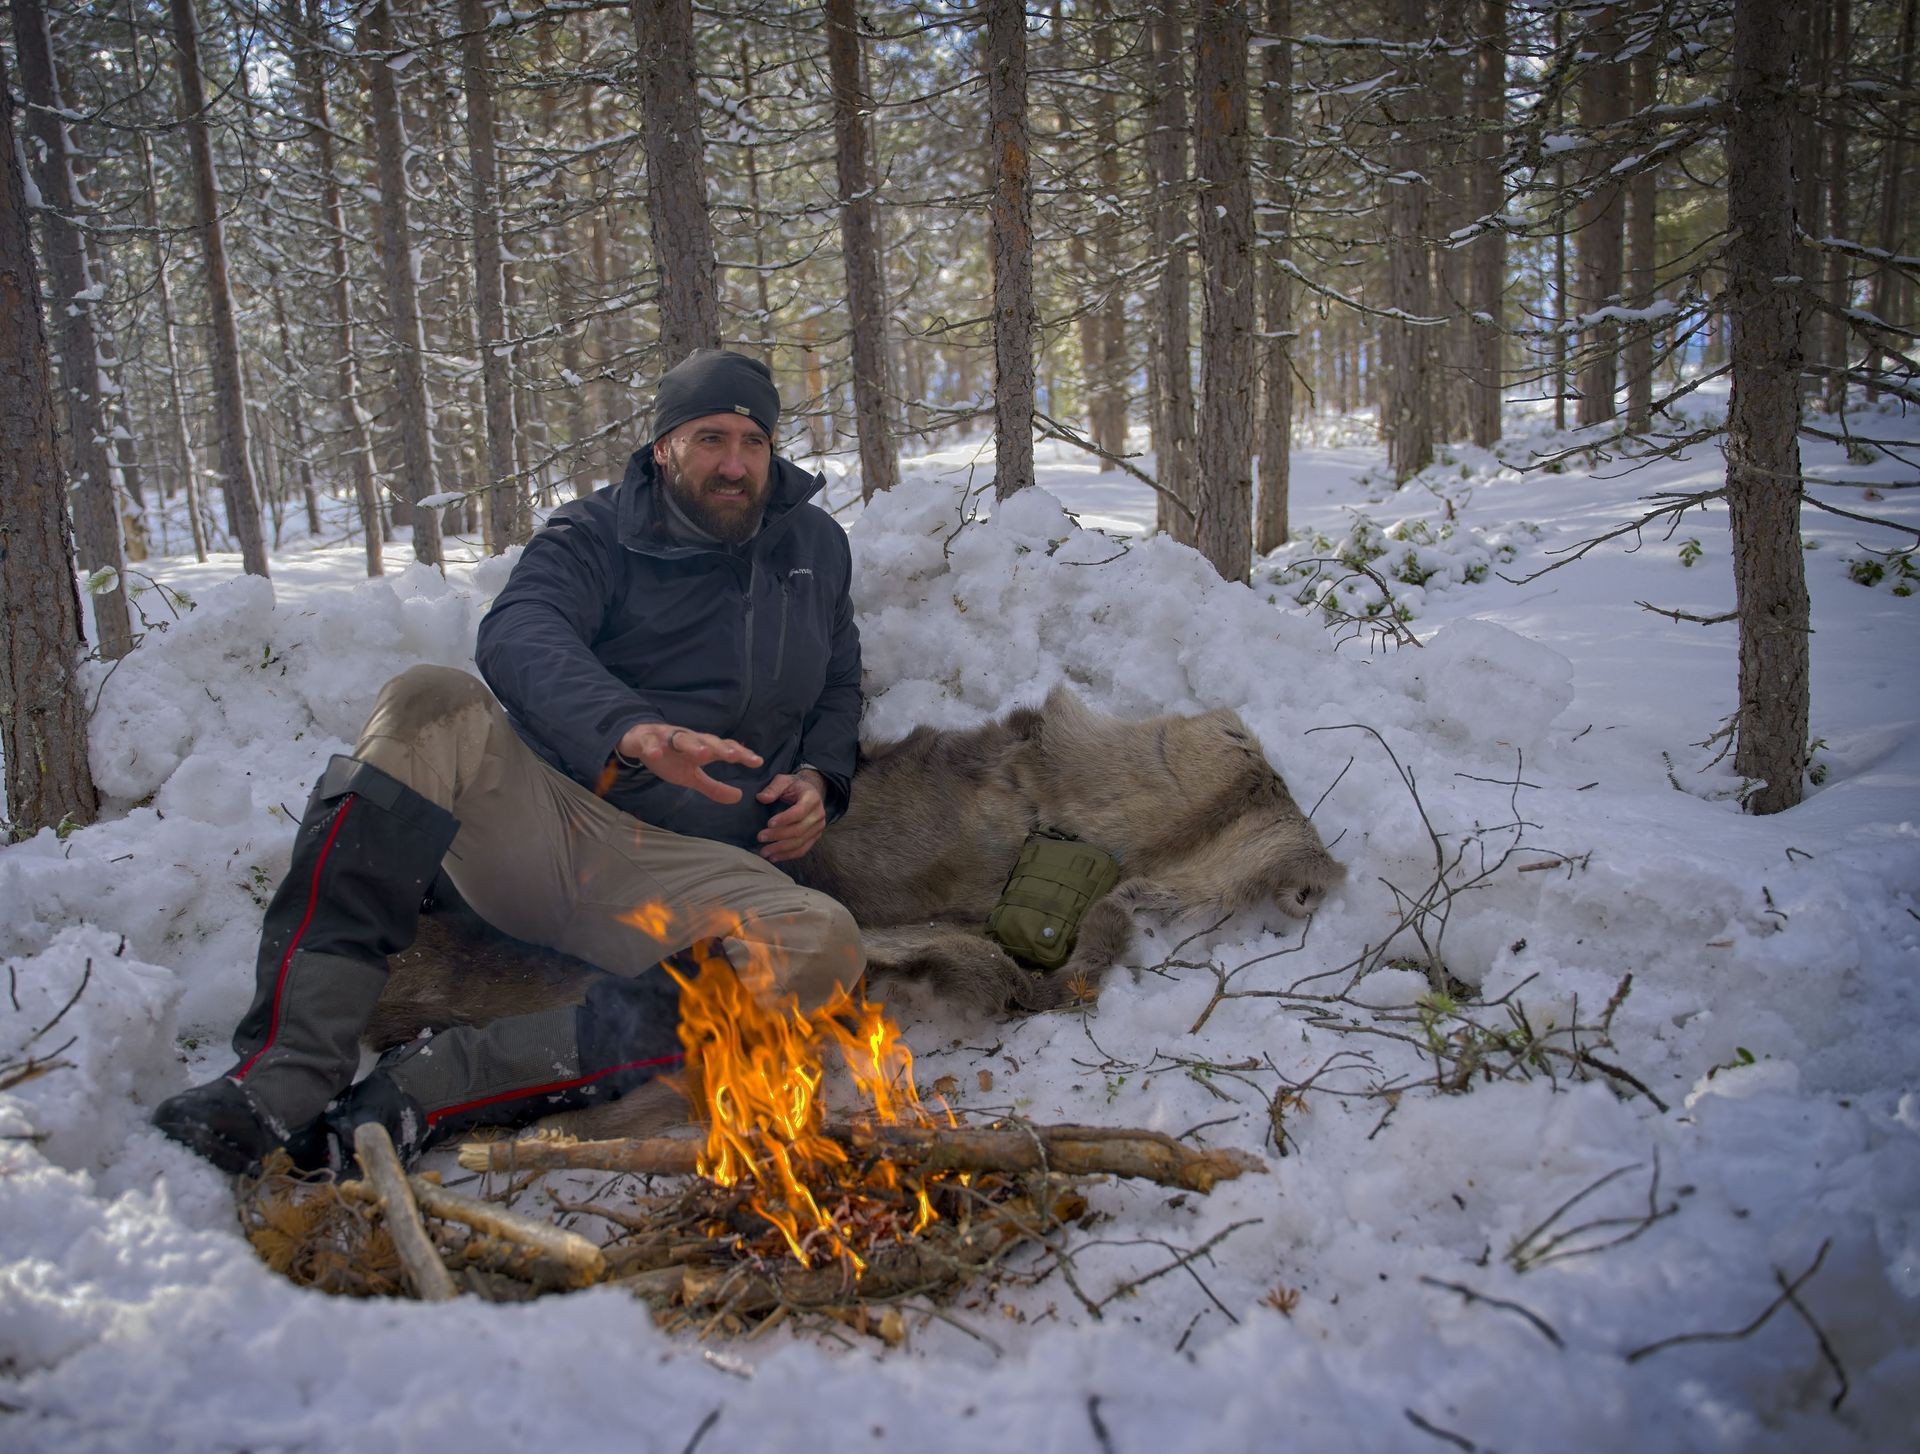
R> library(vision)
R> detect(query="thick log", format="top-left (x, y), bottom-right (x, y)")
top-left (353, 1124), bottom-right (459, 1301)
top-left (458, 1122), bottom-right (1264, 1194)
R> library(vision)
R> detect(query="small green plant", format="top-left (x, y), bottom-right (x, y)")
top-left (1679, 538), bottom-right (1704, 568)
top-left (1105, 1073), bottom-right (1128, 1104)
top-left (1807, 736), bottom-right (1829, 786)
top-left (1845, 441), bottom-right (1878, 465)
top-left (1705, 1046), bottom-right (1758, 1081)
top-left (1848, 557), bottom-right (1886, 587)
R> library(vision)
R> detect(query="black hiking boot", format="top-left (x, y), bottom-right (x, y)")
top-left (152, 756), bottom-right (457, 1173)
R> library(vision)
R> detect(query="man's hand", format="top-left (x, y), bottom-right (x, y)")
top-left (754, 769), bottom-right (828, 863)
top-left (618, 723), bottom-right (763, 805)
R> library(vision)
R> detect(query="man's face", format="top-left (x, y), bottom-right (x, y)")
top-left (653, 413), bottom-right (773, 544)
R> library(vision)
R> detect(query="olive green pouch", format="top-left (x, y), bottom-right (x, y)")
top-left (986, 832), bottom-right (1121, 970)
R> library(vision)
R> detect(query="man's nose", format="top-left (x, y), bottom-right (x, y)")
top-left (715, 442), bottom-right (748, 480)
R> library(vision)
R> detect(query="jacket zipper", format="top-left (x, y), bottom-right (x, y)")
top-left (734, 554), bottom-right (757, 735)
top-left (772, 576), bottom-right (791, 682)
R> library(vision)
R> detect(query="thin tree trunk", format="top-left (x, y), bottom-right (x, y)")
top-left (985, 0), bottom-right (1036, 500)
top-left (1385, 0), bottom-right (1434, 482)
top-left (13, 0), bottom-right (134, 655)
top-left (1624, 0), bottom-right (1657, 432)
top-left (1149, 1), bottom-right (1195, 543)
top-left (1091, 0), bottom-right (1128, 459)
top-left (1865, 0), bottom-right (1915, 400)
top-left (1822, 0), bottom-right (1850, 414)
top-left (1575, 5), bottom-right (1627, 427)
top-left (737, 40), bottom-right (776, 361)
top-left (1433, 0), bottom-right (1473, 442)
top-left (1726, 0), bottom-right (1810, 815)
top-left (133, 127), bottom-right (205, 562)
top-left (1469, 0), bottom-right (1507, 446)
top-left (458, 0), bottom-right (524, 554)
top-left (1193, 0), bottom-right (1254, 579)
top-left (169, 0), bottom-right (270, 577)
top-left (632, 0), bottom-right (719, 363)
top-left (1255, 0), bottom-right (1292, 555)
top-left (362, 0), bottom-right (441, 567)
top-left (288, 0), bottom-right (383, 574)
top-left (1, 42), bottom-right (98, 837)
top-left (826, 0), bottom-right (900, 500)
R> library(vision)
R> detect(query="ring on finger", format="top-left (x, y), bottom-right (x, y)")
top-left (668, 729), bottom-right (684, 752)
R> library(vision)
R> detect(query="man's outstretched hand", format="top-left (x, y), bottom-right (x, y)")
top-left (755, 769), bottom-right (828, 863)
top-left (619, 723), bottom-right (763, 804)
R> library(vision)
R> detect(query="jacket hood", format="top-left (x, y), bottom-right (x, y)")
top-left (614, 446), bottom-right (824, 559)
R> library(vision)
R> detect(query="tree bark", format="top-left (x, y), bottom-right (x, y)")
top-left (1147, 1), bottom-right (1196, 543)
top-left (168, 0), bottom-right (270, 577)
top-left (1468, 0), bottom-right (1507, 446)
top-left (1, 41), bottom-right (99, 839)
top-left (1726, 0), bottom-right (1810, 814)
top-left (458, 0), bottom-right (525, 554)
top-left (1091, 0), bottom-right (1128, 459)
top-left (632, 0), bottom-right (719, 364)
top-left (362, 0), bottom-right (442, 567)
top-left (1193, 0), bottom-right (1254, 579)
top-left (1821, 0), bottom-right (1850, 415)
top-left (985, 0), bottom-right (1036, 501)
top-left (1255, 0), bottom-right (1293, 554)
top-left (1624, 0), bottom-right (1657, 432)
top-left (1385, 0), bottom-right (1434, 482)
top-left (12, 0), bottom-right (134, 657)
top-left (1865, 0), bottom-right (1915, 401)
top-left (133, 125), bottom-right (206, 562)
top-left (826, 0), bottom-right (900, 500)
top-left (1575, 5), bottom-right (1627, 427)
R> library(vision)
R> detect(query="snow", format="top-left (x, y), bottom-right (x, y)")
top-left (4, 387), bottom-right (1919, 1452)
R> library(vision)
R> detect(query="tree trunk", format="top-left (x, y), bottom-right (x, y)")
top-left (169, 0), bottom-right (270, 577)
top-left (1821, 0), bottom-right (1850, 415)
top-left (13, 0), bottom-right (134, 657)
top-left (1469, 0), bottom-right (1507, 446)
top-left (1148, 2), bottom-right (1196, 543)
top-left (1575, 5), bottom-right (1627, 427)
top-left (362, 0), bottom-right (442, 567)
top-left (1624, 0), bottom-right (1657, 432)
top-left (287, 0), bottom-right (384, 574)
top-left (1, 41), bottom-right (98, 838)
top-left (1385, 0), bottom-right (1434, 482)
top-left (1255, 0), bottom-right (1292, 555)
top-left (1432, 0), bottom-right (1473, 442)
top-left (134, 126), bottom-right (206, 563)
top-left (1726, 0), bottom-right (1810, 815)
top-left (985, 0), bottom-right (1036, 500)
top-left (1865, 0), bottom-right (1915, 401)
top-left (1193, 0), bottom-right (1254, 579)
top-left (458, 0), bottom-right (525, 554)
top-left (826, 0), bottom-right (901, 500)
top-left (1091, 0), bottom-right (1128, 459)
top-left (632, 0), bottom-right (719, 363)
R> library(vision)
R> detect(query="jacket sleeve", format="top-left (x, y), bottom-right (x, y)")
top-left (474, 510), bottom-right (661, 781)
top-left (797, 526), bottom-right (861, 822)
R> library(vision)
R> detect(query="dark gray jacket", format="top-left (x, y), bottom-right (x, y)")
top-left (474, 448), bottom-right (861, 852)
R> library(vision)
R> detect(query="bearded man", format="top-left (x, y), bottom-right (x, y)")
top-left (152, 350), bottom-right (864, 1173)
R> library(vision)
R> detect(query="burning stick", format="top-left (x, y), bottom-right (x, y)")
top-left (458, 1121), bottom-right (1263, 1194)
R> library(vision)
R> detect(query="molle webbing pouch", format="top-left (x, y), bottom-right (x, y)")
top-left (986, 832), bottom-right (1121, 970)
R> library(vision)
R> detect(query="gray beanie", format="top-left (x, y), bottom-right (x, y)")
top-left (650, 350), bottom-right (780, 443)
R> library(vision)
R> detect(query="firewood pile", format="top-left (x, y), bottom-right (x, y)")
top-left (236, 1118), bottom-right (1262, 1336)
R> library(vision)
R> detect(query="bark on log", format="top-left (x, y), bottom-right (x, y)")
top-left (353, 1124), bottom-right (459, 1301)
top-left (344, 1172), bottom-right (605, 1288)
top-left (459, 1122), bottom-right (1264, 1194)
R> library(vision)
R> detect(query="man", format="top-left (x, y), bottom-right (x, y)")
top-left (152, 350), bottom-right (864, 1172)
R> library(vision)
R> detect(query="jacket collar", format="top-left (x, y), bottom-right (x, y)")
top-left (614, 446), bottom-right (824, 559)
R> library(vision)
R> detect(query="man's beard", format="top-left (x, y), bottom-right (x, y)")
top-left (659, 453), bottom-right (771, 545)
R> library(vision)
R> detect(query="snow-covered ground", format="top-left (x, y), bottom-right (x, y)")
top-left (4, 387), bottom-right (1918, 1452)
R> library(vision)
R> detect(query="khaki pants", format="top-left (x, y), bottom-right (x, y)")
top-left (355, 664), bottom-right (863, 1009)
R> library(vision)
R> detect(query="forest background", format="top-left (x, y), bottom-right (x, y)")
top-left (1, 0), bottom-right (1916, 835)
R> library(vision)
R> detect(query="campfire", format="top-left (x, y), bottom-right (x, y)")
top-left (664, 939), bottom-right (951, 1272)
top-left (237, 934), bottom-right (1265, 1329)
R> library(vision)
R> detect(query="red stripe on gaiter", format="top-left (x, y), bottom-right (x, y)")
top-left (234, 796), bottom-right (358, 1081)
top-left (424, 1051), bottom-right (687, 1127)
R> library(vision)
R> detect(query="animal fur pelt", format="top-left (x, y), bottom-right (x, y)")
top-left (787, 686), bottom-right (1344, 1011)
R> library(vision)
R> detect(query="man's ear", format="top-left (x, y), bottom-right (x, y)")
top-left (651, 437), bottom-right (668, 468)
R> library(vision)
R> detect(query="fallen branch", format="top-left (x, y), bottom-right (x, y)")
top-left (353, 1124), bottom-right (459, 1302)
top-left (461, 1122), bottom-right (1265, 1195)
top-left (342, 1174), bottom-right (605, 1289)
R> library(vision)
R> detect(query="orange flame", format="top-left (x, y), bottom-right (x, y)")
top-left (664, 937), bottom-right (947, 1271)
